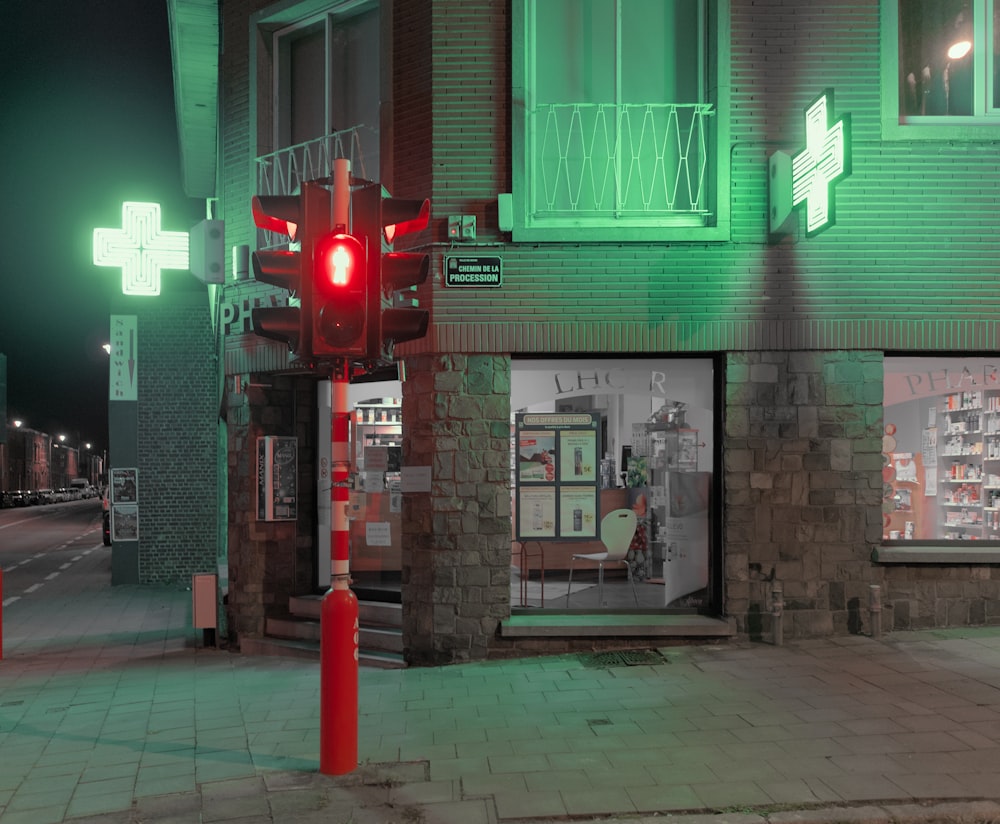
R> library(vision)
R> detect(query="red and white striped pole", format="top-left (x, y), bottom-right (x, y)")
top-left (320, 158), bottom-right (359, 776)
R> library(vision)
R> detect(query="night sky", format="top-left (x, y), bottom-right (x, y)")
top-left (0, 1), bottom-right (203, 452)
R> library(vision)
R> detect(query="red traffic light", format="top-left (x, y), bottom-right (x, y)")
top-left (312, 232), bottom-right (368, 354)
top-left (313, 233), bottom-right (364, 297)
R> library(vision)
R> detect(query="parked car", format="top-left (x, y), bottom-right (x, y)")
top-left (37, 489), bottom-right (57, 504)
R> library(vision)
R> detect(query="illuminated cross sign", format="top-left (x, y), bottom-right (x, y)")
top-left (790, 89), bottom-right (851, 236)
top-left (93, 202), bottom-right (190, 296)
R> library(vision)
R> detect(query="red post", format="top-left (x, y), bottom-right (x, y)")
top-left (1, 567), bottom-right (4, 659)
top-left (320, 363), bottom-right (359, 775)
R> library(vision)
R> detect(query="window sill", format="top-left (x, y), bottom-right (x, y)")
top-left (881, 117), bottom-right (1000, 141)
top-left (511, 223), bottom-right (731, 244)
top-left (874, 545), bottom-right (1000, 564)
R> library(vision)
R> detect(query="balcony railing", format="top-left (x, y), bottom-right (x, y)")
top-left (255, 126), bottom-right (375, 247)
top-left (529, 103), bottom-right (714, 224)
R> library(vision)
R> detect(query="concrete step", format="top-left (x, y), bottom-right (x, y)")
top-left (360, 624), bottom-right (403, 654)
top-left (240, 633), bottom-right (405, 669)
top-left (257, 593), bottom-right (405, 668)
top-left (266, 615), bottom-right (319, 642)
top-left (289, 594), bottom-right (403, 630)
top-left (239, 634), bottom-right (320, 660)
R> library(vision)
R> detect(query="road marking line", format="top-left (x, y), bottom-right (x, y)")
top-left (24, 584), bottom-right (43, 594)
top-left (72, 556), bottom-right (82, 561)
top-left (45, 572), bottom-right (60, 580)
top-left (2, 596), bottom-right (21, 607)
top-left (60, 563), bottom-right (72, 570)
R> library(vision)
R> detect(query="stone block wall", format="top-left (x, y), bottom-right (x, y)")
top-left (724, 351), bottom-right (885, 638)
top-left (400, 353), bottom-right (512, 665)
top-left (880, 566), bottom-right (1000, 632)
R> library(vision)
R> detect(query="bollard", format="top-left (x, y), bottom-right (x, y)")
top-left (771, 582), bottom-right (784, 647)
top-left (1, 566), bottom-right (3, 659)
top-left (869, 584), bottom-right (882, 639)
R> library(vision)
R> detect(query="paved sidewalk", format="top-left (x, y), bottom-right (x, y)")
top-left (2, 542), bottom-right (1000, 823)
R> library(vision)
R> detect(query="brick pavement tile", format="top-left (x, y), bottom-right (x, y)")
top-left (754, 778), bottom-right (838, 806)
top-left (887, 750), bottom-right (964, 774)
top-left (0, 805), bottom-right (68, 824)
top-left (524, 768), bottom-right (594, 793)
top-left (832, 733), bottom-right (911, 755)
top-left (690, 778), bottom-right (776, 810)
top-left (947, 745), bottom-right (1000, 770)
top-left (494, 788), bottom-right (567, 819)
top-left (488, 752), bottom-right (549, 775)
top-left (888, 772), bottom-right (974, 799)
top-left (458, 770), bottom-right (527, 798)
top-left (645, 761), bottom-right (718, 785)
top-left (627, 782), bottom-right (705, 813)
top-left (707, 758), bottom-right (784, 783)
top-left (816, 772), bottom-right (909, 801)
top-left (768, 755), bottom-right (854, 779)
top-left (64, 790), bottom-right (134, 820)
top-left (562, 785), bottom-right (638, 817)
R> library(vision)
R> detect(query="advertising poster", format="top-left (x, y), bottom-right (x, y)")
top-left (518, 486), bottom-right (557, 538)
top-left (517, 431), bottom-right (556, 482)
top-left (515, 413), bottom-right (600, 540)
top-left (111, 467), bottom-right (138, 504)
top-left (112, 505), bottom-right (139, 542)
top-left (256, 436), bottom-right (298, 521)
top-left (559, 430), bottom-right (597, 482)
top-left (559, 487), bottom-right (598, 538)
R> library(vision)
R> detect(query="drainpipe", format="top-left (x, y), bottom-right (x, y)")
top-left (869, 584), bottom-right (882, 639)
top-left (771, 582), bottom-right (784, 647)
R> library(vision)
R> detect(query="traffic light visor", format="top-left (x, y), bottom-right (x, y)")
top-left (252, 195), bottom-right (300, 240)
top-left (383, 198), bottom-right (430, 243)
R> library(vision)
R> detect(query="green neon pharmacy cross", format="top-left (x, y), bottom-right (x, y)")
top-left (93, 202), bottom-right (190, 296)
top-left (791, 89), bottom-right (852, 236)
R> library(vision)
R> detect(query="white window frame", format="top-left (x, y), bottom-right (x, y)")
top-left (511, 0), bottom-right (731, 243)
top-left (881, 0), bottom-right (1000, 140)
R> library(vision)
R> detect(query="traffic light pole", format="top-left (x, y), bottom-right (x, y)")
top-left (320, 158), bottom-right (359, 776)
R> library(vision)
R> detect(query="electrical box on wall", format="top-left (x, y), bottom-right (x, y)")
top-left (447, 215), bottom-right (477, 241)
top-left (256, 436), bottom-right (298, 521)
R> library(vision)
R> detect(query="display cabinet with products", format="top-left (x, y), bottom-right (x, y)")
top-left (938, 391), bottom-right (988, 540)
top-left (630, 403), bottom-right (711, 607)
top-left (354, 398), bottom-right (401, 470)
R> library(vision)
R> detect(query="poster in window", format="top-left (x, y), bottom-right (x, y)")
top-left (514, 413), bottom-right (600, 541)
top-left (517, 431), bottom-right (556, 483)
top-left (518, 486), bottom-right (556, 538)
top-left (559, 430), bottom-right (596, 482)
top-left (559, 487), bottom-right (598, 538)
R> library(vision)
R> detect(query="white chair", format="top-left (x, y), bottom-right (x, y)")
top-left (565, 509), bottom-right (639, 607)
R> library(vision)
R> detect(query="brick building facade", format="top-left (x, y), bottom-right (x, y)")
top-left (168, 0), bottom-right (1000, 664)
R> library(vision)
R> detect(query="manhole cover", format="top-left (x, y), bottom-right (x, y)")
top-left (580, 649), bottom-right (666, 668)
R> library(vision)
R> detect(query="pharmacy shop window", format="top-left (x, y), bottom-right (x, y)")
top-left (883, 355), bottom-right (1000, 544)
